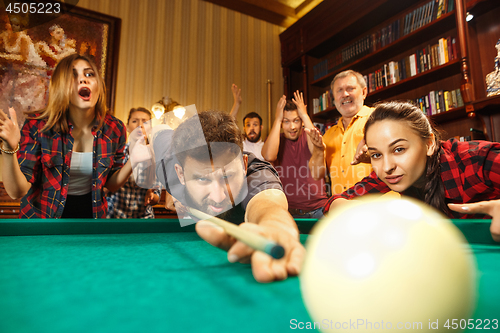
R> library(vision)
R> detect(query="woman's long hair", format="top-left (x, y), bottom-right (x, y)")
top-left (29, 53), bottom-right (107, 133)
top-left (364, 101), bottom-right (447, 213)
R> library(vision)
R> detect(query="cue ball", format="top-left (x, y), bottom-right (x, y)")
top-left (300, 196), bottom-right (476, 332)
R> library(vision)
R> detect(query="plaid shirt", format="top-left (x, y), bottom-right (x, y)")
top-left (106, 144), bottom-right (161, 219)
top-left (324, 139), bottom-right (500, 219)
top-left (17, 114), bottom-right (127, 218)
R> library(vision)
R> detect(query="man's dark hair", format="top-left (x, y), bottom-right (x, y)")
top-left (173, 110), bottom-right (244, 167)
top-left (284, 101), bottom-right (297, 111)
top-left (243, 112), bottom-right (262, 126)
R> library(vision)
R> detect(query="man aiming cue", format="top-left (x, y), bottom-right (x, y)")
top-left (187, 207), bottom-right (285, 260)
top-left (130, 109), bottom-right (305, 282)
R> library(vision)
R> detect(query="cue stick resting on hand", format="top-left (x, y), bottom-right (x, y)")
top-left (188, 207), bottom-right (285, 259)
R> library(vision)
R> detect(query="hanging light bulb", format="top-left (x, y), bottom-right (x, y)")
top-left (173, 105), bottom-right (186, 119)
top-left (151, 102), bottom-right (165, 119)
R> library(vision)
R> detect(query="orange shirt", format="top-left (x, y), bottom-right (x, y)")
top-left (323, 105), bottom-right (374, 195)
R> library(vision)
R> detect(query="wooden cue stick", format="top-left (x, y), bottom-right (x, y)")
top-left (188, 207), bottom-right (285, 259)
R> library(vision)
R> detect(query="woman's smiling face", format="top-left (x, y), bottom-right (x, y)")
top-left (366, 119), bottom-right (436, 192)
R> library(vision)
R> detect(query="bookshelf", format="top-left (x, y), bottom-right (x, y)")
top-left (279, 0), bottom-right (500, 141)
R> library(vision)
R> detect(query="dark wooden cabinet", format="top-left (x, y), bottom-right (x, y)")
top-left (0, 182), bottom-right (176, 219)
top-left (0, 182), bottom-right (20, 218)
top-left (280, 0), bottom-right (500, 141)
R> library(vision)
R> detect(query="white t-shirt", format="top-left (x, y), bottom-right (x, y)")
top-left (68, 152), bottom-right (93, 195)
top-left (243, 139), bottom-right (264, 160)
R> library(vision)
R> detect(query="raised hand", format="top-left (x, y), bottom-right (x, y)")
top-left (275, 95), bottom-right (286, 123)
top-left (231, 84), bottom-right (242, 105)
top-left (304, 127), bottom-right (325, 150)
top-left (0, 108), bottom-right (21, 151)
top-left (292, 90), bottom-right (307, 118)
top-left (351, 138), bottom-right (371, 165)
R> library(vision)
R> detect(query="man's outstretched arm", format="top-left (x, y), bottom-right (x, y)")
top-left (195, 189), bottom-right (305, 283)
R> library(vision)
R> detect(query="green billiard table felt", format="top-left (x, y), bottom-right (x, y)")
top-left (0, 232), bottom-right (310, 333)
top-left (0, 219), bottom-right (499, 333)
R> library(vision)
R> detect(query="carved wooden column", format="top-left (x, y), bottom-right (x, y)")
top-left (301, 55), bottom-right (308, 101)
top-left (282, 66), bottom-right (290, 96)
top-left (456, 0), bottom-right (474, 105)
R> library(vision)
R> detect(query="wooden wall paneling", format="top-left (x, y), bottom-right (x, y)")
top-left (288, 69), bottom-right (302, 98)
top-left (280, 26), bottom-right (302, 66)
top-left (490, 113), bottom-right (500, 142)
top-left (437, 116), bottom-right (485, 140)
top-left (475, 106), bottom-right (500, 142)
top-left (283, 66), bottom-right (290, 99)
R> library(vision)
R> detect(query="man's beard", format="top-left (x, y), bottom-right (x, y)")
top-left (184, 188), bottom-right (234, 221)
top-left (246, 130), bottom-right (261, 143)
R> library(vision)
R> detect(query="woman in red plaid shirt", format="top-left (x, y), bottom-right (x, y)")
top-left (0, 54), bottom-right (132, 218)
top-left (324, 101), bottom-right (500, 242)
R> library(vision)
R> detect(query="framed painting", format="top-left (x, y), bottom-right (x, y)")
top-left (0, 1), bottom-right (121, 128)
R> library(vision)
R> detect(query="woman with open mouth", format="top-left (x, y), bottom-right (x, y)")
top-left (0, 53), bottom-right (133, 219)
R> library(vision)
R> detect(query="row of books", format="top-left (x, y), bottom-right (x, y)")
top-left (311, 88), bottom-right (464, 121)
top-left (365, 36), bottom-right (457, 93)
top-left (312, 0), bottom-right (454, 81)
top-left (312, 90), bottom-right (333, 114)
top-left (411, 88), bottom-right (464, 116)
top-left (313, 18), bottom-right (400, 81)
top-left (403, 0), bottom-right (454, 36)
top-left (313, 59), bottom-right (330, 82)
top-left (341, 18), bottom-right (401, 64)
